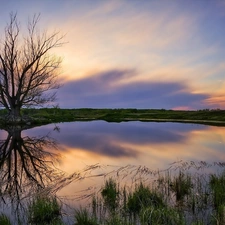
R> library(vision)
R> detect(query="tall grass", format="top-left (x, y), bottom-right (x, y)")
top-left (210, 171), bottom-right (225, 224)
top-left (28, 194), bottom-right (63, 225)
top-left (73, 162), bottom-right (225, 225)
top-left (74, 207), bottom-right (98, 225)
top-left (169, 171), bottom-right (192, 202)
top-left (0, 214), bottom-right (12, 225)
top-left (2, 161), bottom-right (225, 224)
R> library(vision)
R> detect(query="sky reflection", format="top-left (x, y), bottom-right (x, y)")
top-left (22, 121), bottom-right (225, 172)
top-left (2, 121), bottom-right (224, 221)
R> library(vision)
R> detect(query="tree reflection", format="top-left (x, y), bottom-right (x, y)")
top-left (0, 126), bottom-right (63, 204)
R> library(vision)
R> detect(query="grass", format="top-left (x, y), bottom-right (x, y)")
top-left (170, 171), bottom-right (193, 202)
top-left (72, 164), bottom-right (225, 225)
top-left (1, 162), bottom-right (225, 224)
top-left (74, 207), bottom-right (98, 225)
top-left (101, 178), bottom-right (119, 213)
top-left (28, 194), bottom-right (63, 225)
top-left (0, 214), bottom-right (12, 225)
top-left (209, 172), bottom-right (225, 224)
top-left (0, 108), bottom-right (225, 126)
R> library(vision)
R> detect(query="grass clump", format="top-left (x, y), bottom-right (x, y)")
top-left (210, 172), bottom-right (225, 210)
top-left (74, 207), bottom-right (98, 225)
top-left (28, 195), bottom-right (63, 225)
top-left (210, 172), bottom-right (225, 224)
top-left (170, 171), bottom-right (193, 202)
top-left (140, 206), bottom-right (184, 225)
top-left (101, 178), bottom-right (119, 213)
top-left (0, 214), bottom-right (12, 225)
top-left (127, 182), bottom-right (164, 216)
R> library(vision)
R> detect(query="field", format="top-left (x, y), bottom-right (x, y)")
top-left (0, 108), bottom-right (225, 126)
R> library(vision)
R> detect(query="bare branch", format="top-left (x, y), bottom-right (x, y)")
top-left (0, 12), bottom-right (64, 120)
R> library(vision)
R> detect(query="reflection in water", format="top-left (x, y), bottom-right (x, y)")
top-left (1, 121), bottom-right (225, 224)
top-left (0, 127), bottom-right (61, 200)
top-left (22, 122), bottom-right (225, 211)
top-left (32, 121), bottom-right (225, 172)
top-left (0, 125), bottom-right (66, 223)
top-left (0, 125), bottom-right (104, 224)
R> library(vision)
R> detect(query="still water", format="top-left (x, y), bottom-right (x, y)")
top-left (0, 121), bottom-right (225, 223)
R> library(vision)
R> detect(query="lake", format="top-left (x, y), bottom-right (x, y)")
top-left (0, 121), bottom-right (225, 224)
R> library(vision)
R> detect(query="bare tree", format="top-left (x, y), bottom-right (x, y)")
top-left (0, 13), bottom-right (64, 122)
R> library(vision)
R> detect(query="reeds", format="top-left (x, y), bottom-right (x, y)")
top-left (0, 214), bottom-right (12, 225)
top-left (72, 162), bottom-right (225, 225)
top-left (2, 161), bottom-right (225, 224)
top-left (28, 194), bottom-right (63, 225)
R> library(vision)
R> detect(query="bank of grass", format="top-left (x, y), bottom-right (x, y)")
top-left (73, 169), bottom-right (225, 224)
top-left (1, 167), bottom-right (225, 225)
top-left (0, 108), bottom-right (225, 126)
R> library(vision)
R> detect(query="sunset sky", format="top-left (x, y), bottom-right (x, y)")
top-left (1, 0), bottom-right (225, 109)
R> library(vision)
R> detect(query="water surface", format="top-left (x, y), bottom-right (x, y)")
top-left (1, 121), bottom-right (225, 223)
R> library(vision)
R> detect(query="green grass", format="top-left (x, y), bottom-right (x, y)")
top-left (170, 171), bottom-right (193, 202)
top-left (2, 162), bottom-right (225, 224)
top-left (28, 195), bottom-right (63, 225)
top-left (74, 207), bottom-right (98, 225)
top-left (75, 165), bottom-right (225, 225)
top-left (0, 214), bottom-right (12, 225)
top-left (1, 108), bottom-right (225, 126)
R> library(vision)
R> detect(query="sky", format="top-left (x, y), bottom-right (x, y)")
top-left (0, 0), bottom-right (225, 110)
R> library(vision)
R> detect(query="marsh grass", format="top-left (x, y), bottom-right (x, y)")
top-left (140, 205), bottom-right (185, 225)
top-left (209, 172), bottom-right (225, 224)
top-left (28, 195), bottom-right (63, 225)
top-left (0, 214), bottom-right (12, 225)
top-left (2, 161), bottom-right (225, 224)
top-left (101, 178), bottom-right (119, 213)
top-left (74, 207), bottom-right (98, 225)
top-left (73, 161), bottom-right (225, 225)
top-left (127, 182), bottom-right (165, 216)
top-left (170, 171), bottom-right (193, 202)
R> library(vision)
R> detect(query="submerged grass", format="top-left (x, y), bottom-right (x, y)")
top-left (72, 162), bottom-right (225, 225)
top-left (1, 161), bottom-right (225, 224)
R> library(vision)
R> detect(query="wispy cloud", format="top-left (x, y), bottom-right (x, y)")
top-left (1, 0), bottom-right (224, 109)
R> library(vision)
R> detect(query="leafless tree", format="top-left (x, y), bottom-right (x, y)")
top-left (0, 127), bottom-right (63, 203)
top-left (0, 13), bottom-right (64, 122)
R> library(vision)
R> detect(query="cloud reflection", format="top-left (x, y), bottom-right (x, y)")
top-left (25, 121), bottom-right (207, 159)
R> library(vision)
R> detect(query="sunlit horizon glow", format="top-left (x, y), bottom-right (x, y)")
top-left (1, 0), bottom-right (225, 109)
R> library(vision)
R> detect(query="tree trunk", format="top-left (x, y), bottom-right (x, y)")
top-left (7, 106), bottom-right (22, 123)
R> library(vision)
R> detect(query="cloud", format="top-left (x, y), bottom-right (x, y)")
top-left (57, 69), bottom-right (210, 109)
